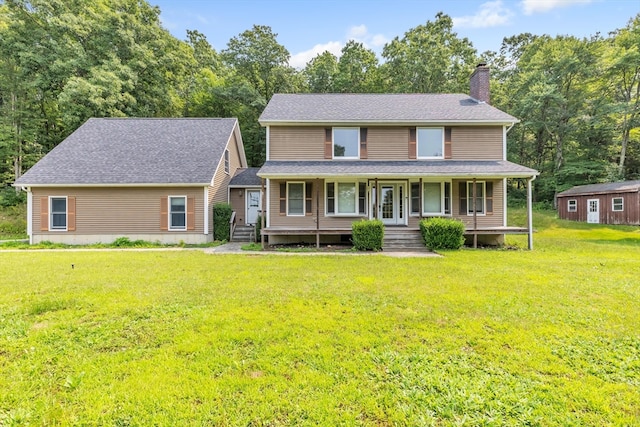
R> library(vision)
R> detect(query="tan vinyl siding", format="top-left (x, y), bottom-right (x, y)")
top-left (367, 127), bottom-right (410, 159)
top-left (31, 187), bottom-right (205, 236)
top-left (230, 189), bottom-right (246, 226)
top-left (451, 179), bottom-right (504, 228)
top-left (451, 127), bottom-right (503, 160)
top-left (270, 126), bottom-right (325, 160)
top-left (268, 179), bottom-right (364, 229)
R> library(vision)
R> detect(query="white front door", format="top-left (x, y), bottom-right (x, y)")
top-left (379, 184), bottom-right (405, 225)
top-left (246, 190), bottom-right (261, 225)
top-left (587, 199), bottom-right (599, 224)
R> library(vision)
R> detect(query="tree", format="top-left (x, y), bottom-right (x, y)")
top-left (603, 14), bottom-right (640, 177)
top-left (381, 12), bottom-right (477, 93)
top-left (334, 41), bottom-right (379, 93)
top-left (221, 25), bottom-right (293, 100)
top-left (303, 51), bottom-right (338, 93)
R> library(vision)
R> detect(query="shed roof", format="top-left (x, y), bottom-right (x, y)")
top-left (229, 167), bottom-right (262, 187)
top-left (258, 160), bottom-right (538, 179)
top-left (557, 180), bottom-right (640, 196)
top-left (259, 93), bottom-right (518, 125)
top-left (15, 118), bottom-right (241, 186)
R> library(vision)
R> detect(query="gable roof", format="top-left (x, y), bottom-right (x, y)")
top-left (557, 180), bottom-right (640, 197)
top-left (259, 94), bottom-right (518, 125)
top-left (15, 118), bottom-right (243, 186)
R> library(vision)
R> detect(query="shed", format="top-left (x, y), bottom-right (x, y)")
top-left (556, 180), bottom-right (640, 225)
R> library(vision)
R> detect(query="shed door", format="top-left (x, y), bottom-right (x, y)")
top-left (587, 199), bottom-right (599, 224)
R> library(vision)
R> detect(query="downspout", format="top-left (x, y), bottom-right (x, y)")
top-left (315, 178), bottom-right (320, 248)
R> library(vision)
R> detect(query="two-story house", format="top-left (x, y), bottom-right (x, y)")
top-left (257, 65), bottom-right (539, 249)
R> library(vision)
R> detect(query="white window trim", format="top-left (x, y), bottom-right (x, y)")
top-left (421, 181), bottom-right (451, 216)
top-left (568, 199), bottom-right (577, 212)
top-left (325, 181), bottom-right (364, 217)
top-left (286, 182), bottom-right (305, 216)
top-left (417, 127), bottom-right (445, 160)
top-left (612, 197), bottom-right (624, 212)
top-left (332, 127), bottom-right (360, 160)
top-left (168, 195), bottom-right (187, 231)
top-left (49, 196), bottom-right (68, 231)
top-left (224, 149), bottom-right (230, 175)
top-left (467, 181), bottom-right (487, 216)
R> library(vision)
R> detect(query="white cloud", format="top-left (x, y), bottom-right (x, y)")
top-left (289, 25), bottom-right (389, 69)
top-left (289, 41), bottom-right (342, 69)
top-left (345, 24), bottom-right (389, 47)
top-left (521, 0), bottom-right (593, 15)
top-left (452, 1), bottom-right (513, 29)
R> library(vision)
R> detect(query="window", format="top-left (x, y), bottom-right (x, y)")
top-left (612, 197), bottom-right (624, 212)
top-left (333, 128), bottom-right (359, 158)
top-left (468, 182), bottom-right (485, 214)
top-left (423, 182), bottom-right (441, 214)
top-left (287, 182), bottom-right (304, 216)
top-left (417, 128), bottom-right (444, 159)
top-left (568, 199), bottom-right (577, 212)
top-left (410, 182), bottom-right (452, 215)
top-left (459, 181), bottom-right (493, 215)
top-left (169, 196), bottom-right (186, 230)
top-left (224, 149), bottom-right (230, 174)
top-left (50, 197), bottom-right (67, 230)
top-left (326, 182), bottom-right (366, 215)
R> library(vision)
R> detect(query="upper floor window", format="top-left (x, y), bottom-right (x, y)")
top-left (333, 128), bottom-right (359, 159)
top-left (224, 149), bottom-right (230, 174)
top-left (417, 128), bottom-right (444, 159)
top-left (612, 197), bottom-right (624, 212)
top-left (568, 199), bottom-right (577, 212)
top-left (50, 197), bottom-right (67, 230)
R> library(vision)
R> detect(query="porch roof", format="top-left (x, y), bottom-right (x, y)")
top-left (258, 160), bottom-right (538, 179)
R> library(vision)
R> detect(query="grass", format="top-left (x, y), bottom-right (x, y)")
top-left (0, 210), bottom-right (639, 425)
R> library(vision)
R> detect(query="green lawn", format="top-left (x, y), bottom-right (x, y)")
top-left (1, 212), bottom-right (639, 425)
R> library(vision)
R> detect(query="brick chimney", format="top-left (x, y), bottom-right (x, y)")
top-left (470, 63), bottom-right (490, 104)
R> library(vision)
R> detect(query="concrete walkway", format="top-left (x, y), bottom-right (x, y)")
top-left (205, 242), bottom-right (439, 257)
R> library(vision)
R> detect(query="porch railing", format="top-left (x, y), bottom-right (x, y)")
top-left (229, 211), bottom-right (236, 242)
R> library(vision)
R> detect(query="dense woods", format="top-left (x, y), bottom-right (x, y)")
top-left (1, 0), bottom-right (638, 204)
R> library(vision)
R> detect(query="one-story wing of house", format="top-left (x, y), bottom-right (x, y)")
top-left (14, 118), bottom-right (247, 244)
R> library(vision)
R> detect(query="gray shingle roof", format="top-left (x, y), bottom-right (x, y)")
top-left (259, 94), bottom-right (518, 124)
top-left (15, 118), bottom-right (239, 186)
top-left (229, 167), bottom-right (262, 186)
top-left (258, 160), bottom-right (538, 178)
top-left (557, 180), bottom-right (640, 196)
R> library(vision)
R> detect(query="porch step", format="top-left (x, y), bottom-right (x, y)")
top-left (383, 229), bottom-right (429, 252)
top-left (231, 225), bottom-right (256, 242)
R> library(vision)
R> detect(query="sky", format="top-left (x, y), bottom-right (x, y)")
top-left (151, 0), bottom-right (639, 68)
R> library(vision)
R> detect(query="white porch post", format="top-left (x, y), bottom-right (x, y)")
top-left (527, 177), bottom-right (534, 250)
top-left (27, 189), bottom-right (33, 245)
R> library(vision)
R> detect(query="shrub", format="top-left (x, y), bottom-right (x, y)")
top-left (213, 203), bottom-right (233, 241)
top-left (351, 219), bottom-right (384, 251)
top-left (255, 214), bottom-right (262, 242)
top-left (419, 217), bottom-right (465, 250)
